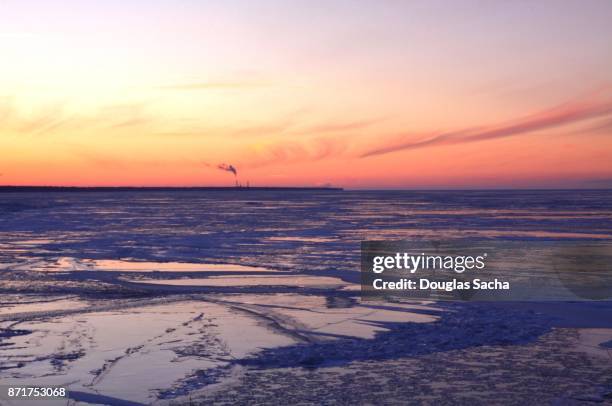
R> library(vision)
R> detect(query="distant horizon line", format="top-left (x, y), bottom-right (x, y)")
top-left (1, 185), bottom-right (611, 192)
top-left (0, 185), bottom-right (344, 192)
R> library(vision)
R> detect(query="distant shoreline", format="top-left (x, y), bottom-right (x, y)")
top-left (1, 186), bottom-right (610, 193)
top-left (0, 186), bottom-right (344, 192)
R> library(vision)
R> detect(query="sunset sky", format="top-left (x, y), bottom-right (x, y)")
top-left (1, 0), bottom-right (611, 188)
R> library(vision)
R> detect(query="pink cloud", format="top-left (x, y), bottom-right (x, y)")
top-left (362, 97), bottom-right (612, 157)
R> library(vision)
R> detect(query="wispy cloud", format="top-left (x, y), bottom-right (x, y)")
top-left (361, 97), bottom-right (612, 157)
top-left (246, 137), bottom-right (348, 168)
top-left (0, 101), bottom-right (154, 135)
top-left (0, 100), bottom-right (68, 136)
top-left (108, 117), bottom-right (151, 129)
top-left (232, 121), bottom-right (295, 137)
top-left (576, 117), bottom-right (612, 135)
top-left (156, 81), bottom-right (270, 91)
top-left (230, 116), bottom-right (383, 138)
top-left (300, 117), bottom-right (384, 134)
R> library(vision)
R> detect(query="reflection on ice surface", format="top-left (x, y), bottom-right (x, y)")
top-left (0, 294), bottom-right (439, 404)
top-left (224, 294), bottom-right (439, 339)
top-left (39, 257), bottom-right (272, 273)
top-left (90, 259), bottom-right (270, 273)
top-left (0, 256), bottom-right (439, 404)
top-left (267, 236), bottom-right (338, 243)
top-left (0, 296), bottom-right (87, 316)
top-left (124, 275), bottom-right (346, 287)
top-left (1, 300), bottom-right (295, 404)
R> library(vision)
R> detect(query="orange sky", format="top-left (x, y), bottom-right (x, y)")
top-left (1, 1), bottom-right (611, 188)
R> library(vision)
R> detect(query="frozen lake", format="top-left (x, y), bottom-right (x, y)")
top-left (1, 190), bottom-right (612, 404)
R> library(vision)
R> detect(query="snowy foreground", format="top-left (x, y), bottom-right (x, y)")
top-left (1, 190), bottom-right (612, 405)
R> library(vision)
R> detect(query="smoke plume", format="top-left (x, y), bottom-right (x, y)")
top-left (217, 163), bottom-right (237, 176)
